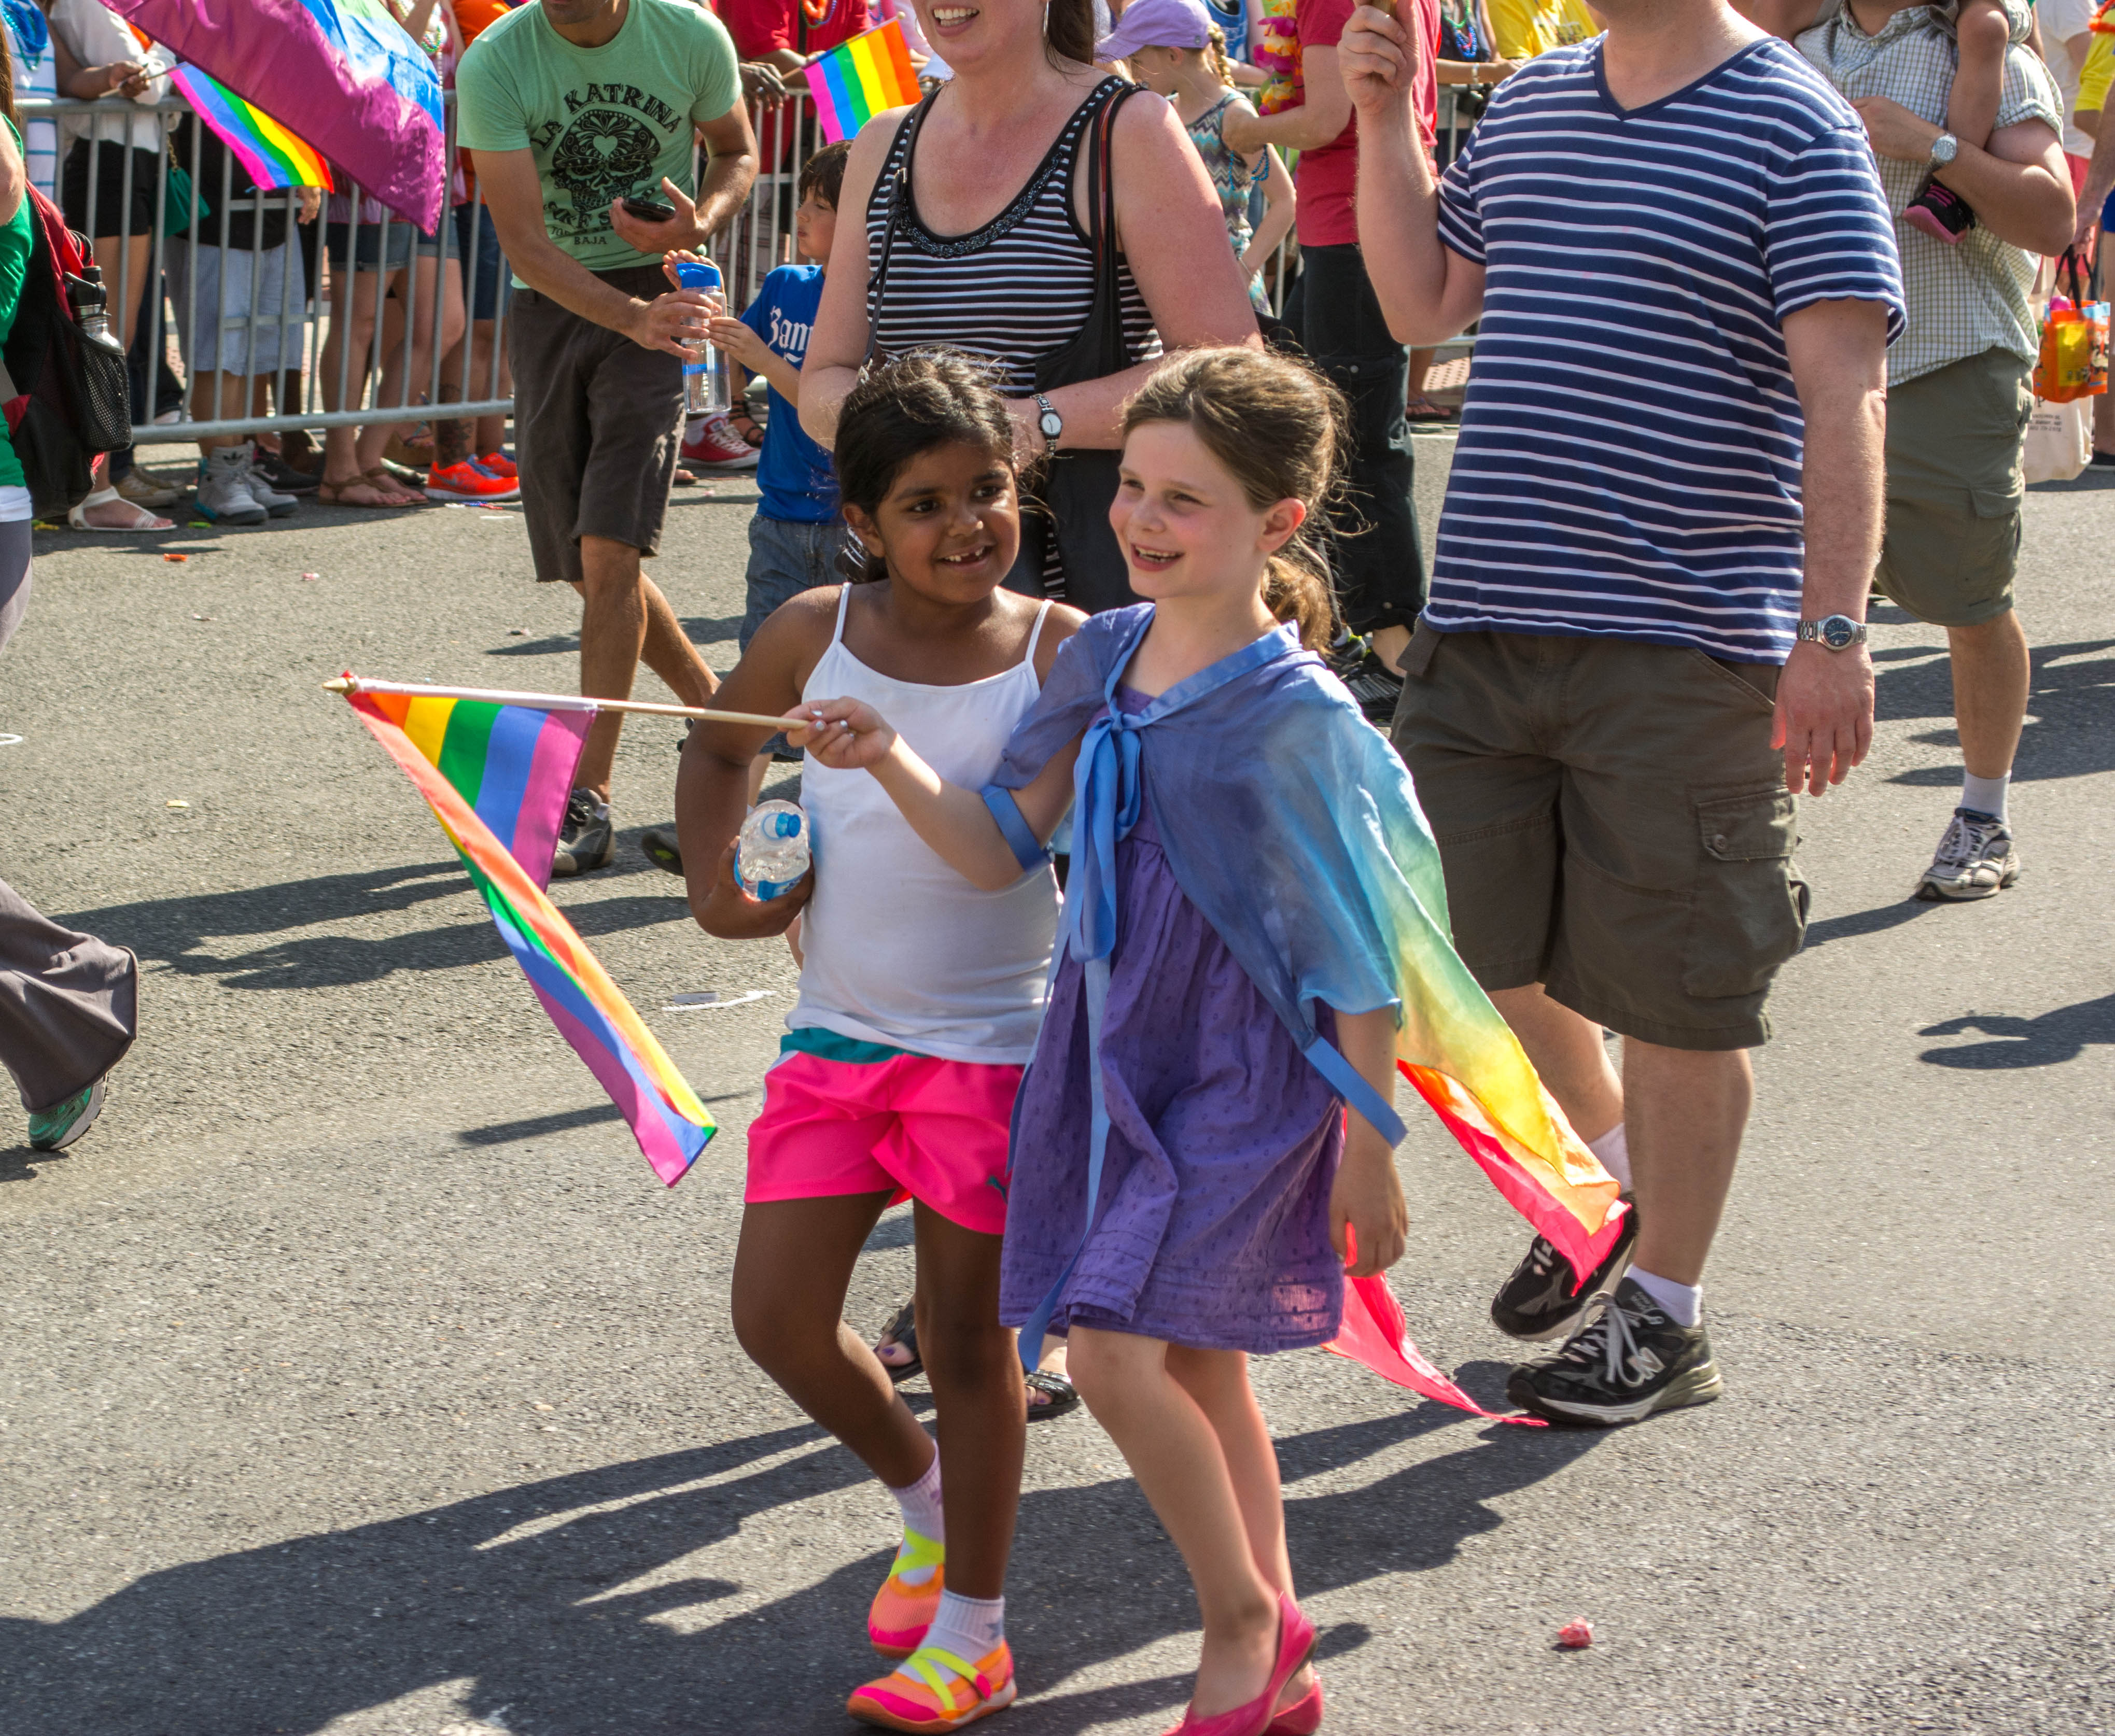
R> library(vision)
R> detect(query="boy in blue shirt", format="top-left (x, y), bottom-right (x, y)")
top-left (710, 139), bottom-right (849, 802)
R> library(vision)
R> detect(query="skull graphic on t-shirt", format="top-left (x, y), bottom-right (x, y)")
top-left (548, 106), bottom-right (660, 233)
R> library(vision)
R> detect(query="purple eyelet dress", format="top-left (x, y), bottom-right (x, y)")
top-left (997, 687), bottom-right (1347, 1354)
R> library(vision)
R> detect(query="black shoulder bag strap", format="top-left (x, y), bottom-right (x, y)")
top-left (1027, 79), bottom-right (1145, 613)
top-left (861, 86), bottom-right (945, 375)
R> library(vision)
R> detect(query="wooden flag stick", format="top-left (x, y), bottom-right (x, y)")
top-left (323, 675), bottom-right (797, 733)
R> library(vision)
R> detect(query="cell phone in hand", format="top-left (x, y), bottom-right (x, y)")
top-left (622, 195), bottom-right (677, 223)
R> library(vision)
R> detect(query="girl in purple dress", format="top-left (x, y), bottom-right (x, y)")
top-left (794, 347), bottom-right (1410, 1736)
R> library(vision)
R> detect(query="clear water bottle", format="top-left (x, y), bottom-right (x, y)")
top-left (675, 258), bottom-right (730, 416)
top-left (736, 800), bottom-right (810, 899)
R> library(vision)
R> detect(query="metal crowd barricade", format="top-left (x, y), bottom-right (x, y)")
top-left (12, 78), bottom-right (1489, 455)
top-left (19, 91), bottom-right (511, 449)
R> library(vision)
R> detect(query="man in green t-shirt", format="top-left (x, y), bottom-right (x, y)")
top-left (459, 0), bottom-right (757, 875)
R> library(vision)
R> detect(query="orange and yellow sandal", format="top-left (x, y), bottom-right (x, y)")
top-left (847, 1639), bottom-right (1016, 1732)
top-left (869, 1530), bottom-right (945, 1657)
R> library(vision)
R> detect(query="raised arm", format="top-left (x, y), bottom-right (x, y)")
top-left (1773, 297), bottom-right (1888, 799)
top-left (789, 698), bottom-right (1082, 893)
top-left (1340, 4), bottom-right (1485, 343)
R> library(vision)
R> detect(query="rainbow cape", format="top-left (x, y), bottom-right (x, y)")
top-left (339, 677), bottom-right (713, 1186)
top-left (802, 19), bottom-right (920, 144)
top-left (989, 610), bottom-right (1626, 1417)
top-left (109, 0), bottom-right (445, 228)
top-left (168, 63), bottom-right (332, 192)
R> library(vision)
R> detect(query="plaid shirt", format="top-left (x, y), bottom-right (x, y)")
top-left (1798, 2), bottom-right (2061, 386)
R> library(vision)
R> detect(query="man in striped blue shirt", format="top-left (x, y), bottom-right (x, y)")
top-left (1343, 0), bottom-right (1904, 1426)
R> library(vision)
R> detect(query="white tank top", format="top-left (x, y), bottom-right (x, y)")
top-left (790, 586), bottom-right (1060, 1066)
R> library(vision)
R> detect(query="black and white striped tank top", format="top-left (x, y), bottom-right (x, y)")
top-left (864, 78), bottom-right (1160, 394)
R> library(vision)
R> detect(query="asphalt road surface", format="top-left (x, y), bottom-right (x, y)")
top-left (2, 450), bottom-right (2111, 1736)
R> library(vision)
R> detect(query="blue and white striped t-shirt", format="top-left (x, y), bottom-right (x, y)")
top-left (1430, 37), bottom-right (1904, 664)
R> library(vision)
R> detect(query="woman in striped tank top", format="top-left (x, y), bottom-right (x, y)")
top-left (800, 0), bottom-right (1263, 610)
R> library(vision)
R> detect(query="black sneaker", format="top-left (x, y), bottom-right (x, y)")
top-left (1329, 641), bottom-right (1405, 728)
top-left (640, 825), bottom-right (683, 876)
top-left (1490, 1203), bottom-right (1639, 1342)
top-left (1904, 174), bottom-right (1974, 245)
top-left (551, 788), bottom-right (613, 877)
top-left (1506, 1276), bottom-right (1722, 1426)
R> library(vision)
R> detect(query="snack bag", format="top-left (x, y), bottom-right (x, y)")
top-left (2035, 251), bottom-right (2111, 402)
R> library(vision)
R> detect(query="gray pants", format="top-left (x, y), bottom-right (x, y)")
top-left (0, 880), bottom-right (136, 1110)
top-left (0, 519), bottom-right (137, 1111)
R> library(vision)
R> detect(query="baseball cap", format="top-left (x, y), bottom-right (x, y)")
top-left (1096, 0), bottom-right (1216, 62)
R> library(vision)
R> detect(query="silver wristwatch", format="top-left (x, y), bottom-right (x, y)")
top-left (1797, 615), bottom-right (1868, 652)
top-left (1929, 130), bottom-right (1959, 168)
top-left (1034, 392), bottom-right (1062, 448)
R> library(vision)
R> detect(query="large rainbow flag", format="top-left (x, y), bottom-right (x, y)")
top-left (338, 677), bottom-right (714, 1186)
top-left (109, 0), bottom-right (445, 228)
top-left (802, 19), bottom-right (920, 144)
top-left (168, 63), bottom-right (332, 192)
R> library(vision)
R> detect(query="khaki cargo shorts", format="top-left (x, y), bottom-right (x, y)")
top-left (1392, 624), bottom-right (1808, 1052)
top-left (1875, 347), bottom-right (2032, 628)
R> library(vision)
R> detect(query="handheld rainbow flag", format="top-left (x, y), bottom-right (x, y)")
top-left (334, 675), bottom-right (715, 1187)
top-left (167, 63), bottom-right (332, 192)
top-left (802, 18), bottom-right (920, 144)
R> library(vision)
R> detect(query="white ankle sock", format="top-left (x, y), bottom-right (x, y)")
top-left (923, 1590), bottom-right (1005, 1661)
top-left (1629, 1267), bottom-right (1701, 1327)
top-left (888, 1451), bottom-right (944, 1581)
top-left (1961, 771), bottom-right (2010, 823)
top-left (1587, 1122), bottom-right (1632, 1193)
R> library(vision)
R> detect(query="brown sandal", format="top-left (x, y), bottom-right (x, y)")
top-left (362, 466), bottom-right (425, 505)
top-left (318, 472), bottom-right (415, 508)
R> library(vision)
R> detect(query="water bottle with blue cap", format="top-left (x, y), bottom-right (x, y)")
top-left (736, 799), bottom-right (810, 899)
top-left (674, 258), bottom-right (730, 415)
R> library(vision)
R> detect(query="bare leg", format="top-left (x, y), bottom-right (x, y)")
top-left (908, 1203), bottom-right (1023, 1600)
top-left (1067, 1329), bottom-right (1282, 1718)
top-left (568, 536), bottom-right (651, 800)
top-left (1489, 983), bottom-right (1624, 1142)
top-left (731, 1194), bottom-right (937, 1488)
top-left (1946, 609), bottom-right (2030, 781)
top-left (1165, 1345), bottom-right (1316, 1710)
top-left (640, 573), bottom-right (719, 705)
top-left (1622, 1040), bottom-right (1754, 1288)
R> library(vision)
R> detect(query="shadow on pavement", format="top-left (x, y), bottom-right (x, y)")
top-left (1797, 897), bottom-right (1940, 953)
top-left (1917, 992), bottom-right (2115, 1069)
top-left (53, 860), bottom-right (688, 993)
top-left (1877, 637), bottom-right (2115, 784)
top-left (0, 1400), bottom-right (1596, 1734)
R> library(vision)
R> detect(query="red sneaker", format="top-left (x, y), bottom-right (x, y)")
top-left (681, 412), bottom-right (760, 471)
top-left (478, 451), bottom-right (517, 479)
top-left (425, 459), bottom-right (520, 502)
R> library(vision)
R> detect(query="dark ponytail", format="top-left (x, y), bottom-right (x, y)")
top-left (1046, 0), bottom-right (1097, 65)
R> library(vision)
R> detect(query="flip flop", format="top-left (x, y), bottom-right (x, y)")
top-left (1406, 394), bottom-right (1453, 422)
top-left (361, 467), bottom-right (425, 506)
top-left (874, 1298), bottom-right (922, 1384)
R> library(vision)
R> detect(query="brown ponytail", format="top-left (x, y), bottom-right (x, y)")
top-left (1205, 24), bottom-right (1233, 90)
top-left (1046, 0), bottom-right (1098, 64)
top-left (1121, 348), bottom-right (1351, 652)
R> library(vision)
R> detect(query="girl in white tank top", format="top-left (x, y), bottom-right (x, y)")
top-left (794, 583), bottom-right (1058, 1064)
top-left (678, 352), bottom-right (1083, 1725)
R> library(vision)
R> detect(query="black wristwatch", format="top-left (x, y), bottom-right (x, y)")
top-left (1034, 392), bottom-right (1062, 450)
top-left (1797, 615), bottom-right (1868, 651)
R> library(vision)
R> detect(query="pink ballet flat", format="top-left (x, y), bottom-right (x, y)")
top-left (1265, 1678), bottom-right (1324, 1735)
top-left (1160, 1593), bottom-right (1316, 1736)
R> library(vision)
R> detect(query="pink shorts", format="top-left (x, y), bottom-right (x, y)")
top-left (745, 1032), bottom-right (1023, 1236)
